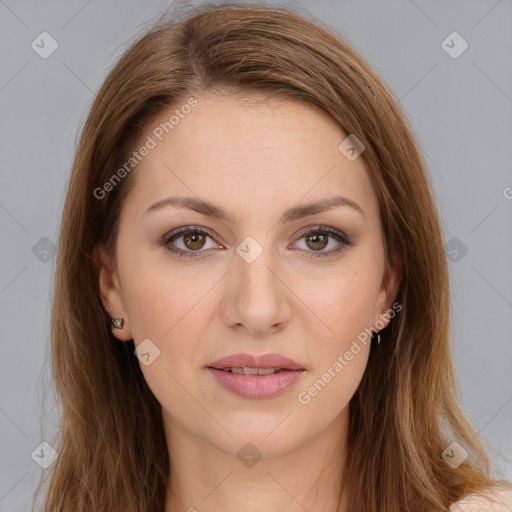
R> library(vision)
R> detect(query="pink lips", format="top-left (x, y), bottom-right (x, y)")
top-left (206, 352), bottom-right (306, 399)
top-left (208, 352), bottom-right (305, 371)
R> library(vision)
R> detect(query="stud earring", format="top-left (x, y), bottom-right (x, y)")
top-left (111, 318), bottom-right (124, 329)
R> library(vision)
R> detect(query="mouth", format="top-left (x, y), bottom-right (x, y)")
top-left (207, 352), bottom-right (306, 372)
top-left (206, 366), bottom-right (305, 399)
top-left (205, 353), bottom-right (306, 399)
top-left (208, 366), bottom-right (297, 375)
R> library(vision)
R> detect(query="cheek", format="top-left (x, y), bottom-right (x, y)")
top-left (297, 343), bottom-right (370, 434)
top-left (118, 268), bottom-right (210, 405)
top-left (297, 263), bottom-right (378, 411)
top-left (310, 280), bottom-right (374, 375)
top-left (296, 275), bottom-right (374, 422)
top-left (116, 236), bottom-right (208, 338)
top-left (307, 266), bottom-right (381, 347)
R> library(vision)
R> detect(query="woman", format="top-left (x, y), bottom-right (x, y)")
top-left (35, 3), bottom-right (512, 511)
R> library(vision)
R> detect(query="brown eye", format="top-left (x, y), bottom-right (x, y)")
top-left (305, 233), bottom-right (329, 251)
top-left (183, 231), bottom-right (206, 250)
top-left (162, 226), bottom-right (221, 257)
top-left (293, 226), bottom-right (353, 258)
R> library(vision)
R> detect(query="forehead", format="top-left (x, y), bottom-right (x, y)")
top-left (125, 93), bottom-right (380, 225)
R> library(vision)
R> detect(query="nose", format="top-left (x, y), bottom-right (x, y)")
top-left (220, 245), bottom-right (292, 336)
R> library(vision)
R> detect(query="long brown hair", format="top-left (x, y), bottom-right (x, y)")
top-left (34, 3), bottom-right (510, 511)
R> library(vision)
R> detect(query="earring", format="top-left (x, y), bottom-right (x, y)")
top-left (374, 331), bottom-right (381, 344)
top-left (111, 317), bottom-right (124, 329)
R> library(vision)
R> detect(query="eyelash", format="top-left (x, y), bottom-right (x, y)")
top-left (161, 225), bottom-right (353, 259)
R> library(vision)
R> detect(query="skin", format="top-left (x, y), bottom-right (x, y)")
top-left (95, 92), bottom-right (402, 511)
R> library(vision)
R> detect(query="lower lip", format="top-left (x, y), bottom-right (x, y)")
top-left (206, 367), bottom-right (305, 399)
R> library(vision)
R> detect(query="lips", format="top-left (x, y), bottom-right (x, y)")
top-left (207, 352), bottom-right (305, 372)
top-left (206, 353), bottom-right (306, 399)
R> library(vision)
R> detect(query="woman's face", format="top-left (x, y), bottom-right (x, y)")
top-left (96, 92), bottom-right (401, 458)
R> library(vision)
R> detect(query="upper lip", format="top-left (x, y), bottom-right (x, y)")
top-left (208, 352), bottom-right (305, 371)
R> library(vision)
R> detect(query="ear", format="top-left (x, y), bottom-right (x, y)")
top-left (92, 244), bottom-right (132, 341)
top-left (373, 251), bottom-right (402, 330)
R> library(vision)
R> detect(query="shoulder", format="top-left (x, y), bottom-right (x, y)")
top-left (449, 484), bottom-right (512, 512)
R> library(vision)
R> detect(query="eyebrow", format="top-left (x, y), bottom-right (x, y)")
top-left (143, 195), bottom-right (366, 223)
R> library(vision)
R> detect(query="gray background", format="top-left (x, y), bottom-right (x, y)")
top-left (1, 0), bottom-right (511, 510)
